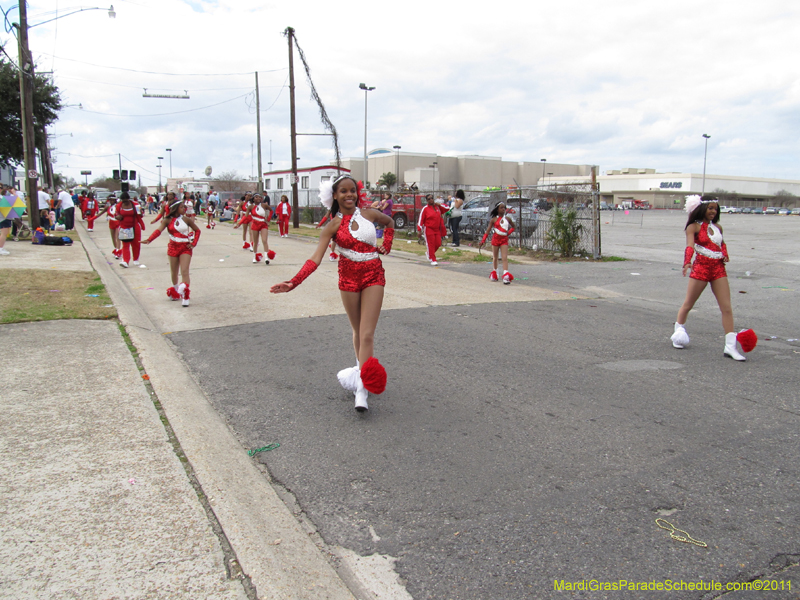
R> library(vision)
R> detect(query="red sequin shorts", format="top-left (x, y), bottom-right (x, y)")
top-left (338, 257), bottom-right (385, 292)
top-left (491, 233), bottom-right (509, 247)
top-left (690, 255), bottom-right (727, 282)
top-left (250, 220), bottom-right (268, 232)
top-left (167, 241), bottom-right (193, 258)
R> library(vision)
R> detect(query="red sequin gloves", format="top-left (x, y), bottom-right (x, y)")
top-left (480, 230), bottom-right (489, 246)
top-left (721, 242), bottom-right (729, 260)
top-left (378, 228), bottom-right (394, 255)
top-left (192, 228), bottom-right (201, 247)
top-left (146, 229), bottom-right (162, 243)
top-left (289, 259), bottom-right (318, 290)
top-left (683, 247), bottom-right (694, 266)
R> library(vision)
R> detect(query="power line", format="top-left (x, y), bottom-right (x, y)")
top-left (68, 91), bottom-right (252, 117)
top-left (38, 52), bottom-right (287, 77)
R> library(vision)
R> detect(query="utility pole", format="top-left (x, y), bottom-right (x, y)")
top-left (16, 1), bottom-right (41, 229)
top-left (286, 27), bottom-right (299, 228)
top-left (255, 72), bottom-right (263, 194)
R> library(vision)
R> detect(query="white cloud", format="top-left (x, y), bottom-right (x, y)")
top-left (13, 0), bottom-right (800, 187)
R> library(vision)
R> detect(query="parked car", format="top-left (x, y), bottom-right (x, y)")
top-left (460, 195), bottom-right (539, 238)
top-left (777, 208), bottom-right (791, 215)
top-left (790, 208), bottom-right (800, 215)
top-left (359, 193), bottom-right (425, 229)
top-left (765, 207), bottom-right (778, 214)
top-left (741, 207), bottom-right (752, 214)
top-left (751, 207), bottom-right (764, 215)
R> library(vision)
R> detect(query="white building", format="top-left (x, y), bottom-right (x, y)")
top-left (263, 165), bottom-right (351, 205)
top-left (547, 168), bottom-right (800, 209)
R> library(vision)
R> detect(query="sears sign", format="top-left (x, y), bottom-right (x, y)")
top-left (660, 181), bottom-right (683, 189)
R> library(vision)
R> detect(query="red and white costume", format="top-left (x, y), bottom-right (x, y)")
top-left (83, 197), bottom-right (98, 230)
top-left (333, 208), bottom-right (386, 293)
top-left (277, 201), bottom-right (292, 236)
top-left (490, 215), bottom-right (514, 246)
top-left (107, 202), bottom-right (120, 229)
top-left (417, 204), bottom-right (447, 262)
top-left (688, 221), bottom-right (728, 282)
top-left (116, 204), bottom-right (145, 263)
top-left (167, 216), bottom-right (194, 257)
top-left (249, 203), bottom-right (272, 231)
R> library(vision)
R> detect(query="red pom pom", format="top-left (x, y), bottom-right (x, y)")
top-left (267, 250), bottom-right (276, 260)
top-left (737, 329), bottom-right (757, 353)
top-left (360, 357), bottom-right (386, 394)
top-left (167, 286), bottom-right (180, 300)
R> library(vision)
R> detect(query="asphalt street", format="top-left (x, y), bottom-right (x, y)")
top-left (166, 212), bottom-right (799, 599)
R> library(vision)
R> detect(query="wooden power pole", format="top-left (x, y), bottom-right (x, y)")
top-left (16, 1), bottom-right (41, 229)
top-left (286, 27), bottom-right (300, 228)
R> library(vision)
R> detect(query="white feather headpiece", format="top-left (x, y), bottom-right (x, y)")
top-left (318, 180), bottom-right (334, 210)
top-left (684, 195), bottom-right (703, 214)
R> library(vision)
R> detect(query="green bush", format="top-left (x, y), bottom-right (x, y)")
top-left (545, 206), bottom-right (583, 257)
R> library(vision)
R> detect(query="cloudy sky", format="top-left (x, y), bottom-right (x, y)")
top-left (4, 0), bottom-right (799, 188)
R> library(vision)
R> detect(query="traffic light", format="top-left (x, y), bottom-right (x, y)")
top-left (121, 182), bottom-right (130, 192)
top-left (121, 170), bottom-right (128, 180)
top-left (113, 169), bottom-right (120, 180)
top-left (129, 170), bottom-right (136, 181)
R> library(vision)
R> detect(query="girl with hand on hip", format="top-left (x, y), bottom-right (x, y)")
top-left (671, 195), bottom-right (756, 360)
top-left (247, 194), bottom-right (275, 264)
top-left (270, 175), bottom-right (394, 413)
top-left (479, 201), bottom-right (515, 284)
top-left (113, 192), bottom-right (145, 267)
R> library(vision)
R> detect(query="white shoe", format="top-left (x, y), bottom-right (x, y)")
top-left (671, 322), bottom-right (689, 349)
top-left (132, 260), bottom-right (140, 266)
top-left (355, 383), bottom-right (369, 412)
top-left (724, 332), bottom-right (746, 361)
top-left (431, 261), bottom-right (438, 266)
top-left (177, 282), bottom-right (186, 299)
top-left (87, 229), bottom-right (93, 232)
top-left (0, 248), bottom-right (9, 255)
top-left (119, 261), bottom-right (128, 268)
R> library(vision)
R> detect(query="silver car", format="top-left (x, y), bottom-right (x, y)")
top-left (460, 195), bottom-right (539, 239)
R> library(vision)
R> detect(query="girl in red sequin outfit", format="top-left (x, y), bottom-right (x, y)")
top-left (143, 197), bottom-right (201, 307)
top-left (479, 202), bottom-right (515, 284)
top-left (271, 175), bottom-right (394, 412)
top-left (671, 195), bottom-right (749, 360)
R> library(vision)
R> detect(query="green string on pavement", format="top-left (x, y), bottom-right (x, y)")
top-left (248, 443), bottom-right (280, 456)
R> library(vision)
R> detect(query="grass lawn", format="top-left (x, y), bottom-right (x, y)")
top-left (0, 269), bottom-right (117, 324)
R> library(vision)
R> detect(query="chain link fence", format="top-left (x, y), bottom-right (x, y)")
top-left (458, 185), bottom-right (600, 257)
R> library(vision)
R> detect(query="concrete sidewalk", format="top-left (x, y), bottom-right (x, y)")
top-left (0, 228), bottom-right (358, 599)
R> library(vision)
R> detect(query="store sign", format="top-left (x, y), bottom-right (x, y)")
top-left (660, 181), bottom-right (683, 189)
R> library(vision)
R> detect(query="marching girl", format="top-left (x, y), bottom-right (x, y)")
top-left (671, 195), bottom-right (756, 360)
top-left (113, 192), bottom-right (145, 267)
top-left (150, 191), bottom-right (175, 224)
top-left (234, 193), bottom-right (254, 250)
top-left (479, 202), bottom-right (515, 284)
top-left (417, 194), bottom-right (448, 266)
top-left (316, 210), bottom-right (339, 261)
top-left (83, 191), bottom-right (99, 232)
top-left (277, 195), bottom-right (292, 237)
top-left (95, 194), bottom-right (122, 260)
top-left (271, 175), bottom-right (394, 412)
top-left (143, 195), bottom-right (201, 307)
top-left (236, 194), bottom-right (275, 264)
top-left (206, 196), bottom-right (217, 229)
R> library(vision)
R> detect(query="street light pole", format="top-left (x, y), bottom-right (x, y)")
top-left (166, 148), bottom-right (172, 178)
top-left (393, 145), bottom-right (401, 191)
top-left (359, 83), bottom-right (375, 186)
top-left (701, 134), bottom-right (711, 195)
top-left (157, 157), bottom-right (164, 194)
top-left (540, 158), bottom-right (546, 190)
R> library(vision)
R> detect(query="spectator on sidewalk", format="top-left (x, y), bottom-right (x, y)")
top-left (0, 185), bottom-right (13, 255)
top-left (57, 188), bottom-right (75, 230)
top-left (37, 186), bottom-right (52, 231)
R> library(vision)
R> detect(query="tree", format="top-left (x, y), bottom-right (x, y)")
top-left (0, 52), bottom-right (63, 167)
top-left (214, 170), bottom-right (244, 192)
top-left (378, 172), bottom-right (396, 188)
top-left (773, 190), bottom-right (797, 207)
top-left (90, 175), bottom-right (121, 192)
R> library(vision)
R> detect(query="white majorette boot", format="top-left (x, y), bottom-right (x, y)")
top-left (354, 380), bottom-right (369, 412)
top-left (724, 332), bottom-right (746, 361)
top-left (671, 322), bottom-right (690, 349)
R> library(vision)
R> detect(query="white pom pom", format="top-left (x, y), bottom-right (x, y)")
top-left (337, 366), bottom-right (361, 392)
top-left (318, 180), bottom-right (334, 210)
top-left (671, 324), bottom-right (690, 348)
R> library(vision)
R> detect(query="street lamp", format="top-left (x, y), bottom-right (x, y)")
top-left (165, 148), bottom-right (172, 178)
top-left (540, 159), bottom-right (546, 189)
top-left (9, 3), bottom-right (116, 228)
top-left (359, 83), bottom-right (375, 186)
top-left (547, 172), bottom-right (553, 191)
top-left (393, 145), bottom-right (401, 191)
top-left (157, 156), bottom-right (164, 194)
top-left (701, 134), bottom-right (711, 195)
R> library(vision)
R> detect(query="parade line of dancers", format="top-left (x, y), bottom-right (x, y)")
top-left (82, 185), bottom-right (757, 412)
